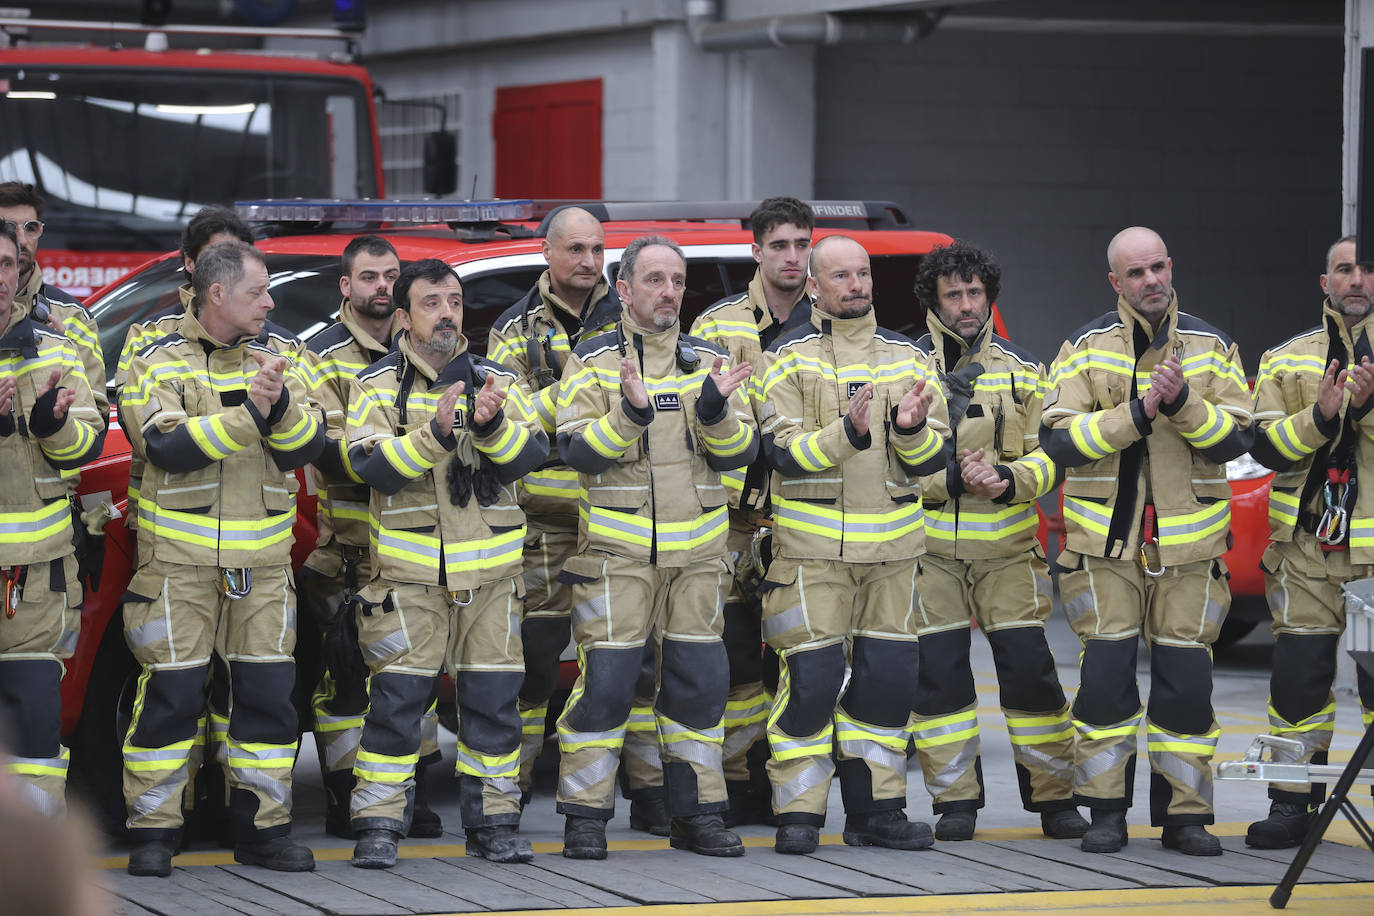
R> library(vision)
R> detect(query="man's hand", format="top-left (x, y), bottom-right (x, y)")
top-left (621, 357), bottom-right (649, 410)
top-left (0, 375), bottom-right (14, 417)
top-left (434, 381), bottom-right (465, 437)
top-left (708, 356), bottom-right (752, 401)
top-left (1347, 355), bottom-right (1374, 411)
top-left (1149, 355), bottom-right (1185, 408)
top-left (248, 353), bottom-right (286, 418)
top-left (960, 447), bottom-right (1009, 499)
top-left (895, 379), bottom-right (934, 430)
top-left (1318, 358), bottom-right (1349, 421)
top-left (36, 368), bottom-right (74, 421)
top-left (848, 382), bottom-right (873, 436)
top-left (472, 373), bottom-right (507, 426)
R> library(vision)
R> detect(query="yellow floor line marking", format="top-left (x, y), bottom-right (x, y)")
top-left (462, 884), bottom-right (1374, 916)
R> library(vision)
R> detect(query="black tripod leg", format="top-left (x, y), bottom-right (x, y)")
top-left (1271, 718), bottom-right (1374, 908)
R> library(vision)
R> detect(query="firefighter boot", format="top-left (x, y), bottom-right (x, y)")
top-left (775, 824), bottom-right (819, 855)
top-left (1041, 808), bottom-right (1090, 839)
top-left (562, 816), bottom-right (608, 860)
top-left (629, 786), bottom-right (670, 837)
top-left (352, 829), bottom-right (402, 869)
top-left (669, 814), bottom-right (745, 857)
top-left (1162, 824), bottom-right (1223, 856)
top-left (1081, 810), bottom-right (1128, 853)
top-left (1247, 801), bottom-right (1315, 849)
top-left (323, 770), bottom-right (355, 839)
top-left (934, 810), bottom-right (977, 841)
top-left (466, 825), bottom-right (534, 863)
top-left (234, 836), bottom-right (316, 872)
top-left (127, 840), bottom-right (177, 877)
top-left (842, 810), bottom-right (935, 850)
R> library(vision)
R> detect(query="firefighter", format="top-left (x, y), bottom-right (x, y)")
top-left (119, 240), bottom-right (325, 876)
top-left (554, 234), bottom-right (756, 860)
top-left (689, 196), bottom-right (815, 826)
top-left (757, 234), bottom-right (950, 856)
top-left (345, 259), bottom-right (548, 869)
top-left (909, 240), bottom-right (1086, 841)
top-left (0, 223), bottom-right (104, 815)
top-left (486, 207), bottom-right (626, 813)
top-left (1246, 235), bottom-right (1374, 848)
top-left (299, 235), bottom-right (445, 839)
top-left (111, 206), bottom-right (257, 844)
top-left (1040, 226), bottom-right (1254, 856)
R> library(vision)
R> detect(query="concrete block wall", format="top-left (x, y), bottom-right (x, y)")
top-left (814, 29), bottom-right (1343, 368)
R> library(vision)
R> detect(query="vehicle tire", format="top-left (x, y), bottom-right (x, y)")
top-left (67, 619), bottom-right (138, 840)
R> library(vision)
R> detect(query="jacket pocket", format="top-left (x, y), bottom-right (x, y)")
top-left (151, 471), bottom-right (221, 511)
top-left (775, 473), bottom-right (842, 502)
top-left (557, 551), bottom-right (608, 586)
top-left (378, 493), bottom-right (437, 532)
top-left (1062, 456), bottom-right (1120, 500)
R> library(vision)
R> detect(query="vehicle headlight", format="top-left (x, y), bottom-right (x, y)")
top-left (1226, 452), bottom-right (1270, 481)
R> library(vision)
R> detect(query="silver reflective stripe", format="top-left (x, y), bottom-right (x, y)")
top-left (928, 738), bottom-right (979, 791)
top-left (1013, 744), bottom-right (1075, 781)
top-left (351, 779), bottom-right (405, 815)
top-left (357, 757), bottom-right (415, 777)
top-left (664, 738), bottom-right (722, 770)
top-left (561, 752), bottom-right (619, 798)
top-left (762, 604), bottom-right (806, 643)
top-left (484, 776), bottom-right (521, 799)
top-left (912, 717), bottom-right (976, 743)
top-left (1006, 719), bottom-right (1071, 741)
top-left (572, 593), bottom-right (610, 629)
top-left (838, 739), bottom-right (905, 774)
top-left (1075, 741), bottom-right (1134, 786)
top-left (323, 730), bottom-right (361, 770)
top-left (773, 757), bottom-right (835, 810)
top-left (127, 618), bottom-right (170, 649)
top-left (364, 628), bottom-right (410, 662)
top-left (623, 738), bottom-right (662, 770)
top-left (56, 627), bottom-right (78, 655)
top-left (1061, 591), bottom-right (1095, 628)
top-left (456, 749), bottom-right (517, 778)
top-left (16, 779), bottom-right (60, 816)
top-left (1204, 598), bottom-right (1226, 626)
top-left (721, 722), bottom-right (765, 761)
top-left (1148, 751), bottom-right (1213, 807)
top-left (129, 762), bottom-right (188, 820)
top-left (232, 766), bottom-right (292, 809)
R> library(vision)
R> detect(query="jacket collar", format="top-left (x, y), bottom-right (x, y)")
top-left (925, 308), bottom-right (993, 371)
top-left (177, 306), bottom-right (271, 352)
top-left (397, 329), bottom-right (468, 382)
top-left (7, 264), bottom-right (44, 328)
top-left (810, 302), bottom-right (877, 342)
top-left (745, 271), bottom-right (809, 335)
top-left (539, 271), bottom-right (612, 323)
top-left (338, 298), bottom-right (398, 355)
top-left (1322, 298), bottom-right (1374, 360)
top-left (1116, 291), bottom-right (1179, 351)
top-left (0, 312), bottom-right (41, 359)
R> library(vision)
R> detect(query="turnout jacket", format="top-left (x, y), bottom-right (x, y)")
top-left (555, 311), bottom-right (758, 566)
top-left (345, 332), bottom-right (548, 589)
top-left (0, 311), bottom-right (104, 566)
top-left (758, 306), bottom-right (951, 563)
top-left (302, 300), bottom-right (397, 565)
top-left (916, 313), bottom-right (1058, 559)
top-left (121, 309), bottom-right (326, 569)
top-left (487, 272), bottom-right (620, 525)
top-left (1040, 294), bottom-right (1254, 565)
top-left (690, 271), bottom-right (812, 512)
top-left (1251, 300), bottom-right (1374, 559)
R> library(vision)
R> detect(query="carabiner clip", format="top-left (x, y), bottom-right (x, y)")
top-left (3, 567), bottom-right (22, 618)
top-left (1316, 507), bottom-right (1349, 546)
top-left (449, 588), bottom-right (474, 607)
top-left (219, 567), bottom-right (252, 599)
top-left (1139, 543), bottom-right (1166, 579)
top-left (750, 526), bottom-right (772, 578)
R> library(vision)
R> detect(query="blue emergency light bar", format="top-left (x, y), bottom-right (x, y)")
top-left (235, 199), bottom-right (535, 225)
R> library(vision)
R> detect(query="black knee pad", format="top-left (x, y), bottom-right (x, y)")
top-left (1147, 645), bottom-right (1213, 736)
top-left (519, 615), bottom-right (572, 704)
top-left (1073, 637), bottom-right (1141, 727)
top-left (913, 629), bottom-right (974, 716)
top-left (0, 659), bottom-right (63, 757)
top-left (456, 670), bottom-right (523, 754)
top-left (127, 664), bottom-right (208, 748)
top-left (843, 636), bottom-right (919, 727)
top-left (360, 671), bottom-right (432, 756)
top-left (565, 645), bottom-right (641, 733)
top-left (777, 643), bottom-right (845, 738)
top-left (986, 626), bottom-right (1066, 713)
top-left (723, 599), bottom-right (764, 686)
top-left (228, 660), bottom-right (299, 745)
top-left (657, 638), bottom-right (729, 730)
top-left (1270, 633), bottom-right (1340, 724)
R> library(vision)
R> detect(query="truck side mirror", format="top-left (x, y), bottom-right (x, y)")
top-left (423, 131), bottom-right (458, 197)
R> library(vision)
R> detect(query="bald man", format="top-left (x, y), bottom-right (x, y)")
top-left (488, 207), bottom-right (624, 804)
top-left (1040, 228), bottom-right (1254, 856)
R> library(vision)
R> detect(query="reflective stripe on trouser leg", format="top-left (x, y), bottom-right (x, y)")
top-left (912, 704), bottom-right (981, 807)
top-left (721, 682), bottom-right (770, 783)
top-left (313, 669), bottom-right (366, 775)
top-left (1005, 703), bottom-right (1076, 810)
top-left (0, 655), bottom-right (67, 816)
top-left (658, 631), bottom-right (731, 818)
top-left (1073, 706), bottom-right (1143, 807)
top-left (5, 745), bottom-right (70, 816)
top-left (122, 665), bottom-right (207, 835)
top-left (449, 578), bottom-right (525, 827)
top-left (764, 648), bottom-right (836, 823)
top-left (1146, 720), bottom-right (1219, 824)
top-left (556, 644), bottom-right (636, 815)
top-left (910, 622), bottom-right (980, 811)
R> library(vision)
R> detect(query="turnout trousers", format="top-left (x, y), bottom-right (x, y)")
top-left (350, 576), bottom-right (524, 834)
top-left (721, 522), bottom-right (772, 797)
top-left (912, 550), bottom-right (1076, 815)
top-left (0, 554), bottom-right (80, 815)
top-left (121, 561), bottom-right (299, 843)
top-left (1260, 533), bottom-right (1374, 804)
top-left (759, 556), bottom-right (920, 827)
top-left (555, 552), bottom-right (732, 820)
top-left (1056, 551), bottom-right (1228, 826)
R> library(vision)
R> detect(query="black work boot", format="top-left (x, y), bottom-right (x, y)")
top-left (235, 835), bottom-right (316, 872)
top-left (669, 813), bottom-right (745, 857)
top-left (842, 810), bottom-right (934, 850)
top-left (1081, 809), bottom-right (1128, 853)
top-left (724, 779), bottom-right (777, 828)
top-left (934, 810), bottom-right (977, 841)
top-left (323, 770), bottom-right (355, 839)
top-left (127, 840), bottom-right (176, 877)
top-left (1162, 824), bottom-right (1223, 856)
top-left (1041, 808), bottom-right (1090, 839)
top-left (628, 787), bottom-right (670, 837)
top-left (409, 763), bottom-right (443, 838)
top-left (1246, 801), bottom-right (1315, 849)
top-left (466, 824), bottom-right (534, 863)
top-left (562, 816), bottom-right (608, 860)
top-left (351, 828), bottom-right (402, 869)
top-left (775, 823), bottom-right (819, 854)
